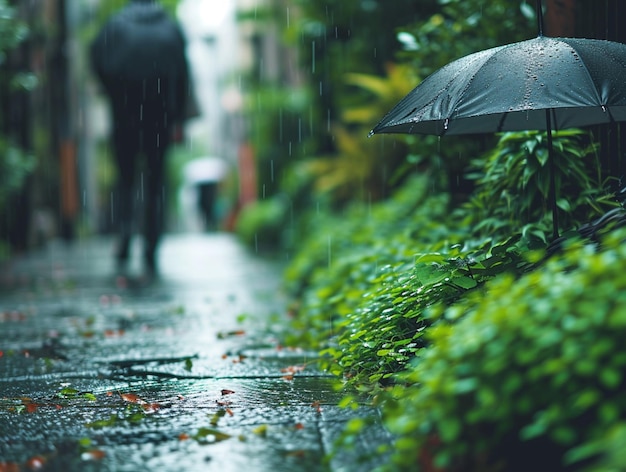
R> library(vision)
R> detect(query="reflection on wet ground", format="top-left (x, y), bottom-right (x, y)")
top-left (0, 234), bottom-right (391, 471)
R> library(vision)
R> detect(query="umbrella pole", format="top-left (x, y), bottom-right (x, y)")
top-left (546, 109), bottom-right (559, 239)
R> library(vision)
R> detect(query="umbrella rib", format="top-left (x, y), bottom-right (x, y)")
top-left (560, 39), bottom-right (604, 107)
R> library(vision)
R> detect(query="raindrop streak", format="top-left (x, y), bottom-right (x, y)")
top-left (327, 235), bottom-right (332, 269)
top-left (140, 173), bottom-right (144, 202)
top-left (312, 41), bottom-right (316, 73)
top-left (270, 160), bottom-right (275, 182)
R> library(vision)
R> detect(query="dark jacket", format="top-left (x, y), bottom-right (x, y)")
top-left (90, 0), bottom-right (189, 128)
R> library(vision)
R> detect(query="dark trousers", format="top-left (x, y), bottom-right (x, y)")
top-left (112, 123), bottom-right (171, 269)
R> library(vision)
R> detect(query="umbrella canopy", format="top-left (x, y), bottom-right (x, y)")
top-left (370, 36), bottom-right (626, 137)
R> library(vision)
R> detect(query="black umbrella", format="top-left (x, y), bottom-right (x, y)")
top-left (370, 0), bottom-right (626, 239)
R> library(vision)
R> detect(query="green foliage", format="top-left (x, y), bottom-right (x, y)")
top-left (276, 1), bottom-right (626, 470)
top-left (325, 236), bottom-right (533, 388)
top-left (246, 85), bottom-right (316, 200)
top-left (397, 0), bottom-right (535, 77)
top-left (460, 130), bottom-right (615, 240)
top-left (383, 228), bottom-right (626, 471)
top-left (0, 1), bottom-right (28, 64)
top-left (0, 137), bottom-right (36, 211)
top-left (301, 64), bottom-right (417, 206)
top-left (284, 173), bottom-right (450, 345)
top-left (0, 3), bottom-right (35, 254)
top-left (235, 196), bottom-right (291, 251)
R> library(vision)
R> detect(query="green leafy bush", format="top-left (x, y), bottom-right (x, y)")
top-left (460, 129), bottom-right (615, 240)
top-left (0, 137), bottom-right (35, 211)
top-left (383, 228), bottom-right (626, 472)
top-left (284, 173), bottom-right (453, 346)
top-left (235, 196), bottom-right (291, 251)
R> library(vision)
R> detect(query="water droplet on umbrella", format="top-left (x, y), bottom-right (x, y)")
top-left (444, 118), bottom-right (449, 130)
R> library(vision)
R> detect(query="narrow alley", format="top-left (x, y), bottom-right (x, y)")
top-left (0, 234), bottom-right (391, 471)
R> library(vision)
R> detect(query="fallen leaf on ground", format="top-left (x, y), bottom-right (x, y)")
top-left (120, 393), bottom-right (146, 404)
top-left (25, 455), bottom-right (46, 469)
top-left (81, 450), bottom-right (106, 461)
top-left (104, 329), bottom-right (124, 338)
top-left (217, 330), bottom-right (245, 339)
top-left (0, 461), bottom-right (20, 472)
top-left (220, 389), bottom-right (235, 396)
top-left (252, 424), bottom-right (268, 437)
top-left (194, 427), bottom-right (232, 444)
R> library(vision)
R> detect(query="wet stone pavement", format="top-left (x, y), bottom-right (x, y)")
top-left (0, 234), bottom-right (392, 471)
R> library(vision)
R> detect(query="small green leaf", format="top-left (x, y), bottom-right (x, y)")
top-left (194, 427), bottom-right (232, 444)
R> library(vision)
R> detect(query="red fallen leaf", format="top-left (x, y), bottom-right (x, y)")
top-left (221, 354), bottom-right (228, 360)
top-left (0, 461), bottom-right (20, 472)
top-left (178, 433), bottom-right (190, 441)
top-left (22, 398), bottom-right (38, 413)
top-left (294, 422), bottom-right (305, 430)
top-left (55, 404), bottom-right (63, 410)
top-left (226, 408), bottom-right (234, 416)
top-left (25, 455), bottom-right (46, 469)
top-left (220, 389), bottom-right (235, 396)
top-left (0, 351), bottom-right (4, 358)
top-left (311, 401), bottom-right (323, 413)
top-left (177, 394), bottom-right (185, 400)
top-left (285, 450), bottom-right (307, 458)
top-left (282, 375), bottom-right (294, 381)
top-left (217, 330), bottom-right (246, 339)
top-left (120, 393), bottom-right (146, 404)
top-left (81, 450), bottom-right (106, 461)
top-left (0, 311), bottom-right (26, 322)
top-left (104, 329), bottom-right (124, 338)
top-left (142, 403), bottom-right (161, 413)
top-left (106, 391), bottom-right (114, 397)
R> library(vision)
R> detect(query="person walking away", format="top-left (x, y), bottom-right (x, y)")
top-left (90, 0), bottom-right (190, 275)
